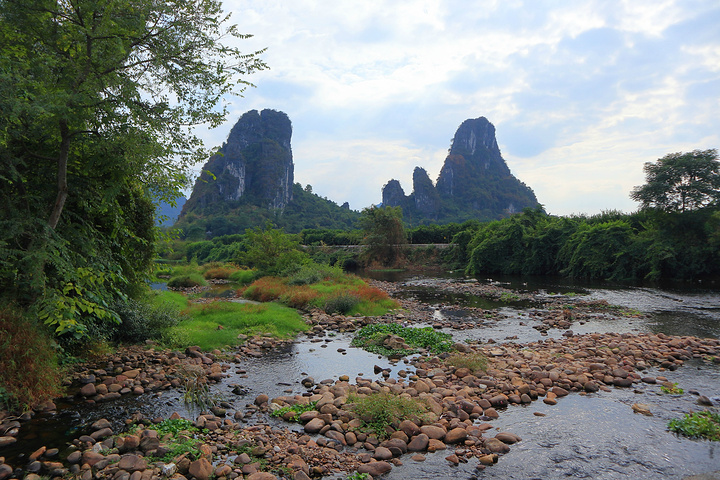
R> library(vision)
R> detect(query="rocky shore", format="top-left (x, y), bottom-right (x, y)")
top-left (1, 280), bottom-right (719, 480)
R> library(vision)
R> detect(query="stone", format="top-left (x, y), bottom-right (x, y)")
top-left (81, 450), bottom-right (106, 467)
top-left (427, 439), bottom-right (446, 452)
top-left (90, 427), bottom-right (113, 440)
top-left (80, 383), bottom-right (97, 397)
top-left (254, 394), bottom-right (269, 406)
top-left (445, 427), bottom-right (467, 444)
top-left (357, 461), bottom-right (393, 476)
top-left (697, 396), bottom-right (713, 406)
top-left (483, 407), bottom-right (499, 419)
top-left (373, 446), bottom-right (393, 460)
top-left (420, 425), bottom-right (446, 440)
top-left (445, 454), bottom-right (460, 464)
top-left (484, 437), bottom-right (510, 454)
top-left (399, 419), bottom-right (421, 437)
top-left (495, 432), bottom-right (522, 444)
top-left (67, 450), bottom-right (82, 464)
top-left (91, 418), bottom-right (112, 431)
top-left (118, 454), bottom-right (147, 472)
top-left (0, 465), bottom-right (13, 480)
top-left (303, 418), bottom-right (325, 434)
top-left (247, 473), bottom-right (278, 480)
top-left (407, 434), bottom-right (430, 452)
top-left (631, 404), bottom-right (653, 416)
top-left (188, 458), bottom-right (213, 480)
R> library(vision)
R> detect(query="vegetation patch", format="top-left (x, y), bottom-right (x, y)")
top-left (348, 392), bottom-right (429, 439)
top-left (668, 410), bottom-right (720, 441)
top-left (169, 301), bottom-right (308, 350)
top-left (661, 382), bottom-right (684, 394)
top-left (243, 270), bottom-right (399, 316)
top-left (0, 307), bottom-right (63, 410)
top-left (269, 401), bottom-right (318, 422)
top-left (444, 352), bottom-right (488, 373)
top-left (167, 273), bottom-right (208, 288)
top-left (351, 323), bottom-right (453, 356)
top-left (176, 364), bottom-right (220, 409)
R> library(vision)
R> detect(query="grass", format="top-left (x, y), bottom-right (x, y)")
top-left (168, 301), bottom-right (308, 350)
top-left (167, 273), bottom-right (208, 288)
top-left (348, 392), bottom-right (429, 439)
top-left (668, 411), bottom-right (720, 441)
top-left (0, 307), bottom-right (63, 410)
top-left (243, 273), bottom-right (399, 315)
top-left (270, 401), bottom-right (318, 422)
top-left (445, 352), bottom-right (488, 373)
top-left (351, 323), bottom-right (453, 356)
top-left (144, 418), bottom-right (203, 463)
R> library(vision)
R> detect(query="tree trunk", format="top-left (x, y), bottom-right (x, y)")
top-left (48, 120), bottom-right (70, 230)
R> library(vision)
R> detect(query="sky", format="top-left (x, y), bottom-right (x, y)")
top-left (192, 0), bottom-right (720, 216)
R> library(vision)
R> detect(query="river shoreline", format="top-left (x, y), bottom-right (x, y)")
top-left (1, 278), bottom-right (719, 480)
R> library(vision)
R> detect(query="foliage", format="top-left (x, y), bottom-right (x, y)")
top-left (177, 364), bottom-right (220, 409)
top-left (0, 307), bottom-right (63, 409)
top-left (167, 273), bottom-right (208, 288)
top-left (287, 263), bottom-right (344, 285)
top-left (668, 410), bottom-right (720, 441)
top-left (269, 401), bottom-right (318, 422)
top-left (0, 0), bottom-right (265, 344)
top-left (445, 353), bottom-right (488, 373)
top-left (346, 473), bottom-right (372, 480)
top-left (461, 205), bottom-right (720, 282)
top-left (661, 383), bottom-right (684, 394)
top-left (631, 149), bottom-right (720, 212)
top-left (324, 292), bottom-right (361, 315)
top-left (229, 268), bottom-right (257, 285)
top-left (348, 392), bottom-right (429, 439)
top-left (109, 294), bottom-right (186, 344)
top-left (168, 301), bottom-right (308, 350)
top-left (359, 206), bottom-right (407, 267)
top-left (237, 224), bottom-right (310, 276)
top-left (351, 323), bottom-right (453, 356)
top-left (148, 418), bottom-right (199, 437)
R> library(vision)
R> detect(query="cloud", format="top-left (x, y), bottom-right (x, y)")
top-left (189, 0), bottom-right (720, 217)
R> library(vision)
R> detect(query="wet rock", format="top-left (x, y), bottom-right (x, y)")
top-left (631, 404), bottom-right (653, 416)
top-left (373, 446), bottom-right (393, 460)
top-left (407, 433), bottom-right (430, 451)
top-left (357, 461), bottom-right (393, 476)
top-left (247, 473), bottom-right (278, 480)
top-left (254, 394), bottom-right (269, 406)
top-left (303, 418), bottom-right (325, 434)
top-left (66, 450), bottom-right (82, 464)
top-left (80, 383), bottom-right (97, 397)
top-left (697, 396), bottom-right (714, 406)
top-left (445, 427), bottom-right (467, 444)
top-left (0, 465), bottom-right (12, 480)
top-left (0, 436), bottom-right (18, 448)
top-left (484, 437), bottom-right (510, 454)
top-left (495, 432), bottom-right (522, 444)
top-left (445, 454), bottom-right (460, 464)
top-left (420, 425), bottom-right (446, 440)
top-left (118, 454), bottom-right (147, 472)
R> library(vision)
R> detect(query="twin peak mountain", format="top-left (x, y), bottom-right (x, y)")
top-left (179, 109), bottom-right (538, 236)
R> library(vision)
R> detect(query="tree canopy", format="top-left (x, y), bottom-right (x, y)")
top-left (630, 149), bottom-right (720, 212)
top-left (0, 0), bottom-right (266, 343)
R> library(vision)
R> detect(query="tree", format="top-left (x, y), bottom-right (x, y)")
top-left (359, 206), bottom-right (406, 266)
top-left (0, 0), bottom-right (266, 341)
top-left (630, 149), bottom-right (720, 212)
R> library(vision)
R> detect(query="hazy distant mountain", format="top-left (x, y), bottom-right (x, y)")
top-left (382, 117), bottom-right (539, 224)
top-left (175, 109), bottom-right (358, 239)
top-left (156, 196), bottom-right (186, 226)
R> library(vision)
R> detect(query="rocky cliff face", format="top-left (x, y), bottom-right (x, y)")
top-left (182, 109), bottom-right (294, 213)
top-left (381, 116), bottom-right (538, 223)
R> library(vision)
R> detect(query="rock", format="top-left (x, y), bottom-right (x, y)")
top-left (407, 434), bottom-right (430, 451)
top-left (631, 404), bottom-right (653, 416)
top-left (427, 439), bottom-right (446, 452)
top-left (495, 432), bottom-right (522, 444)
top-left (373, 446), bottom-right (393, 460)
top-left (420, 425), bottom-right (446, 440)
top-left (67, 450), bottom-right (82, 464)
top-left (80, 383), bottom-right (97, 397)
top-left (445, 454), bottom-right (459, 464)
top-left (293, 471), bottom-right (311, 480)
top-left (188, 458), bottom-right (213, 480)
top-left (399, 420), bottom-right (421, 437)
top-left (357, 461), bottom-right (393, 476)
top-left (118, 454), bottom-right (147, 472)
top-left (697, 396), bottom-right (713, 406)
top-left (81, 450), bottom-right (106, 467)
top-left (254, 394), bottom-right (269, 406)
top-left (0, 437), bottom-right (17, 447)
top-left (0, 464), bottom-right (12, 480)
top-left (483, 407), bottom-right (499, 418)
top-left (247, 473), bottom-right (278, 480)
top-left (162, 463), bottom-right (177, 477)
top-left (479, 454), bottom-right (498, 465)
top-left (90, 427), bottom-right (113, 440)
top-left (484, 437), bottom-right (510, 454)
top-left (445, 427), bottom-right (467, 444)
top-left (303, 418), bottom-right (325, 434)
top-left (91, 418), bottom-right (112, 431)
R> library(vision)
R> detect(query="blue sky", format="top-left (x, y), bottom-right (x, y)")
top-left (194, 0), bottom-right (720, 215)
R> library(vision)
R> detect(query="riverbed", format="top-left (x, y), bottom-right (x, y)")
top-left (2, 273), bottom-right (719, 480)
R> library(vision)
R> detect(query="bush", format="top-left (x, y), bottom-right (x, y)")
top-left (111, 296), bottom-right (186, 343)
top-left (324, 292), bottom-right (361, 314)
top-left (229, 268), bottom-right (256, 285)
top-left (167, 273), bottom-right (208, 288)
top-left (0, 307), bottom-right (63, 409)
top-left (287, 263), bottom-right (343, 285)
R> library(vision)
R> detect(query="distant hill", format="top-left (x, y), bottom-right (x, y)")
top-left (382, 117), bottom-right (539, 224)
top-left (156, 196), bottom-right (186, 226)
top-left (175, 109), bottom-right (359, 239)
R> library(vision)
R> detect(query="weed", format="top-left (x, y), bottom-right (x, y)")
top-left (499, 292), bottom-right (520, 302)
top-left (668, 410), bottom-right (720, 441)
top-left (324, 292), bottom-right (361, 314)
top-left (167, 273), bottom-right (208, 288)
top-left (148, 418), bottom-right (198, 437)
top-left (348, 392), bottom-right (429, 439)
top-left (177, 364), bottom-right (220, 409)
top-left (661, 383), bottom-right (684, 394)
top-left (347, 473), bottom-right (372, 480)
top-left (351, 323), bottom-right (453, 356)
top-left (229, 268), bottom-right (257, 285)
top-left (445, 352), bottom-right (488, 373)
top-left (270, 401), bottom-right (318, 422)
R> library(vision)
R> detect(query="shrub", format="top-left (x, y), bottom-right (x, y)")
top-left (111, 296), bottom-right (186, 343)
top-left (287, 263), bottom-right (343, 285)
top-left (324, 292), bottom-right (361, 314)
top-left (0, 307), bottom-right (63, 409)
top-left (202, 266), bottom-right (238, 279)
top-left (167, 273), bottom-right (207, 288)
top-left (229, 269), bottom-right (256, 285)
top-left (348, 392), bottom-right (429, 439)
